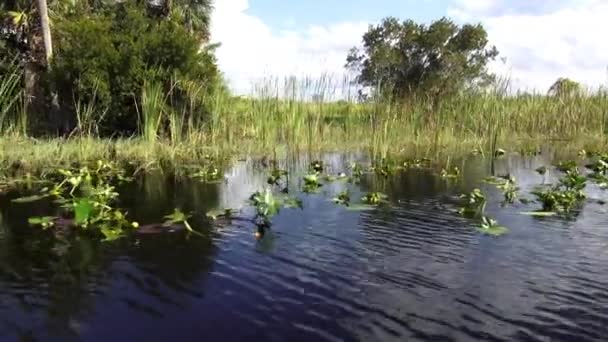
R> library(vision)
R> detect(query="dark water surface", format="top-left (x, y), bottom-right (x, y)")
top-left (1, 152), bottom-right (608, 341)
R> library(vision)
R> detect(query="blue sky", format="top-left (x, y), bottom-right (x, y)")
top-left (247, 0), bottom-right (450, 30)
top-left (211, 0), bottom-right (608, 95)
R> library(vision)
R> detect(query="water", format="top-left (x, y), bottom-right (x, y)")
top-left (1, 152), bottom-right (608, 341)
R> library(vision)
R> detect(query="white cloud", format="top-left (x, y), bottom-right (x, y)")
top-left (211, 0), bottom-right (608, 95)
top-left (449, 0), bottom-right (608, 92)
top-left (210, 0), bottom-right (367, 96)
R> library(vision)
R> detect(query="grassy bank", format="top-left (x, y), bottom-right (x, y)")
top-left (2, 76), bottom-right (608, 175)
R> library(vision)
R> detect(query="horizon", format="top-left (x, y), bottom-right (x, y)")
top-left (210, 0), bottom-right (608, 95)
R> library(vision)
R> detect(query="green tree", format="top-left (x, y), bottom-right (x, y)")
top-left (346, 17), bottom-right (499, 100)
top-left (548, 77), bottom-right (582, 98)
top-left (50, 2), bottom-right (220, 135)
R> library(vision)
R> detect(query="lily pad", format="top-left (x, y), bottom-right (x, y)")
top-left (519, 211), bottom-right (557, 217)
top-left (477, 225), bottom-right (508, 236)
top-left (345, 204), bottom-right (376, 211)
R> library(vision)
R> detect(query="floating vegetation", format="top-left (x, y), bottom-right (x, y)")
top-left (440, 166), bottom-right (460, 179)
top-left (402, 158), bottom-right (431, 170)
top-left (458, 188), bottom-right (486, 219)
top-left (303, 173), bottom-right (323, 193)
top-left (163, 208), bottom-right (195, 234)
top-left (267, 167), bottom-right (288, 186)
top-left (494, 148), bottom-right (506, 157)
top-left (555, 160), bottom-right (578, 173)
top-left (191, 165), bottom-right (223, 183)
top-left (310, 160), bottom-right (324, 173)
top-left (249, 189), bottom-right (282, 227)
top-left (206, 208), bottom-right (240, 221)
top-left (322, 173), bottom-right (348, 182)
top-left (531, 168), bottom-right (587, 213)
top-left (27, 216), bottom-right (56, 229)
top-left (333, 190), bottom-right (351, 206)
top-left (23, 160), bottom-right (138, 241)
top-left (494, 176), bottom-right (519, 205)
top-left (478, 216), bottom-right (508, 236)
top-left (371, 159), bottom-right (400, 178)
top-left (535, 166), bottom-right (547, 176)
top-left (361, 192), bottom-right (388, 205)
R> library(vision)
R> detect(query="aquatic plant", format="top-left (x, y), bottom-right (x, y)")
top-left (333, 190), bottom-right (351, 206)
top-left (191, 165), bottom-right (223, 183)
top-left (440, 166), bottom-right (460, 179)
top-left (302, 173), bottom-right (323, 193)
top-left (535, 166), bottom-right (547, 176)
top-left (206, 208), bottom-right (240, 221)
top-left (555, 160), bottom-right (578, 173)
top-left (310, 160), bottom-right (324, 173)
top-left (531, 168), bottom-right (587, 213)
top-left (23, 160), bottom-right (138, 241)
top-left (249, 188), bottom-right (289, 227)
top-left (458, 188), bottom-right (486, 218)
top-left (478, 216), bottom-right (508, 236)
top-left (267, 167), bottom-right (288, 186)
top-left (493, 176), bottom-right (519, 205)
top-left (164, 208), bottom-right (195, 233)
top-left (371, 158), bottom-right (400, 177)
top-left (361, 192), bottom-right (388, 205)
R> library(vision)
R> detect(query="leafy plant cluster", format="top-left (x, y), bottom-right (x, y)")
top-left (17, 160), bottom-right (138, 240)
top-left (458, 188), bottom-right (507, 236)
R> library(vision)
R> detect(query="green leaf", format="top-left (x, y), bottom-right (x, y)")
top-left (12, 194), bottom-right (49, 203)
top-left (74, 198), bottom-right (94, 225)
top-left (345, 204), bottom-right (376, 211)
top-left (28, 216), bottom-right (56, 228)
top-left (477, 225), bottom-right (508, 236)
top-left (520, 211), bottom-right (557, 217)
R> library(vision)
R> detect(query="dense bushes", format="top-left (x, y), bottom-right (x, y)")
top-left (50, 3), bottom-right (220, 135)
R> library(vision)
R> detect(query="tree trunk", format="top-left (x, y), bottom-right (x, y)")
top-left (36, 0), bottom-right (53, 65)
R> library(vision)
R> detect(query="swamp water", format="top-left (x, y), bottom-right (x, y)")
top-left (1, 152), bottom-right (608, 341)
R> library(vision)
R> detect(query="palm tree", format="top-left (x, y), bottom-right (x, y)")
top-left (156, 0), bottom-right (213, 42)
top-left (36, 0), bottom-right (52, 65)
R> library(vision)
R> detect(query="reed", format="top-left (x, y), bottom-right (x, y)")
top-left (1, 73), bottom-right (608, 175)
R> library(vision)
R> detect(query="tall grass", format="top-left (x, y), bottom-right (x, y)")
top-left (0, 61), bottom-right (24, 134)
top-left (2, 72), bottom-right (608, 173)
top-left (138, 81), bottom-right (166, 144)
